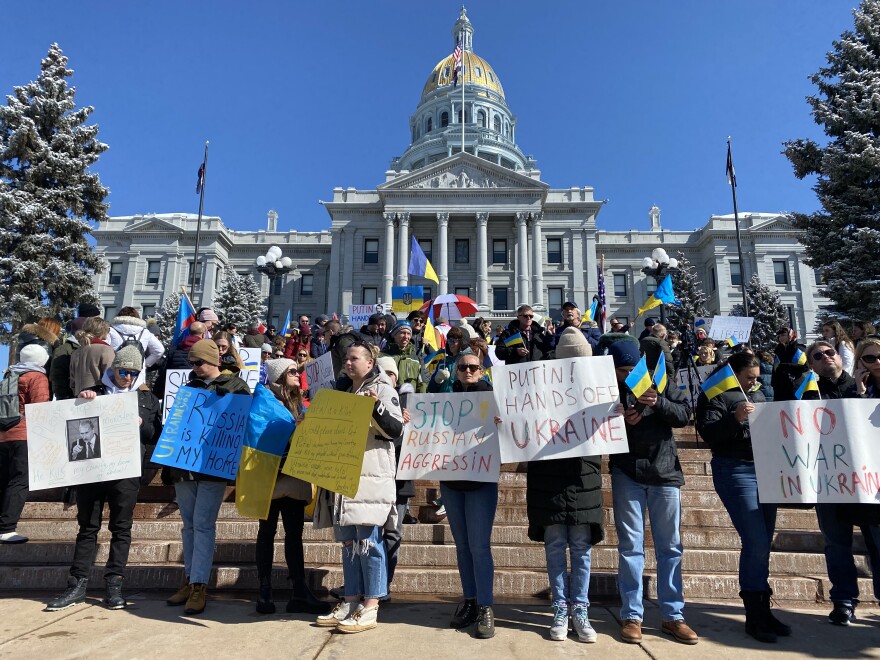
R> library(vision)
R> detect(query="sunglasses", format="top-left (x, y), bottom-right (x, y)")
top-left (189, 360), bottom-right (207, 367)
top-left (297, 353), bottom-right (309, 358)
top-left (274, 353), bottom-right (284, 358)
top-left (861, 354), bottom-right (880, 364)
top-left (457, 364), bottom-right (481, 373)
top-left (116, 369), bottom-right (140, 378)
top-left (519, 314), bottom-right (534, 319)
top-left (812, 348), bottom-right (837, 361)
top-left (286, 370), bottom-right (298, 377)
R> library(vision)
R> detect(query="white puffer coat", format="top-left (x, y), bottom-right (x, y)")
top-left (108, 316), bottom-right (166, 368)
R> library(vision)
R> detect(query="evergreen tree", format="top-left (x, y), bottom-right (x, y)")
top-left (783, 0), bottom-right (880, 320)
top-left (729, 275), bottom-right (788, 351)
top-left (665, 251), bottom-right (709, 333)
top-left (154, 292), bottom-right (182, 351)
top-left (212, 266), bottom-right (266, 330)
top-left (0, 44), bottom-right (107, 342)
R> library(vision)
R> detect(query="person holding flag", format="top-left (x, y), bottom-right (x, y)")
top-left (771, 327), bottom-right (808, 402)
top-left (695, 352), bottom-right (791, 644)
top-left (496, 305), bottom-right (553, 365)
top-left (608, 340), bottom-right (697, 646)
top-left (552, 301), bottom-right (601, 353)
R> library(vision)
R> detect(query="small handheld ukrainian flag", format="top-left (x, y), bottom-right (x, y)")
top-left (792, 348), bottom-right (807, 365)
top-left (700, 364), bottom-right (739, 400)
top-left (281, 309), bottom-right (292, 338)
top-left (581, 298), bottom-right (599, 324)
top-left (652, 355), bottom-right (668, 394)
top-left (424, 348), bottom-right (446, 371)
top-left (794, 371), bottom-right (820, 400)
top-left (725, 336), bottom-right (739, 348)
top-left (625, 355), bottom-right (653, 398)
top-left (772, 354), bottom-right (780, 371)
top-left (503, 332), bottom-right (524, 347)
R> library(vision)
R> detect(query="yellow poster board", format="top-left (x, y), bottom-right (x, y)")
top-left (280, 389), bottom-right (375, 498)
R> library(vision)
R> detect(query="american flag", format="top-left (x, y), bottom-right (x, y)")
top-left (596, 264), bottom-right (608, 333)
top-left (452, 42), bottom-right (462, 87)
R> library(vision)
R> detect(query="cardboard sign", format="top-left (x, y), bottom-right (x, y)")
top-left (26, 393), bottom-right (142, 490)
top-left (280, 389), bottom-right (375, 498)
top-left (492, 356), bottom-right (627, 463)
top-left (349, 304), bottom-right (378, 330)
top-left (151, 385), bottom-right (251, 480)
top-left (707, 316), bottom-right (754, 343)
top-left (304, 352), bottom-right (335, 394)
top-left (750, 399), bottom-right (880, 504)
top-left (397, 392), bottom-right (500, 482)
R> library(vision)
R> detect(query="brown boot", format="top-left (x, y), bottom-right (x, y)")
top-left (184, 583), bottom-right (207, 615)
top-left (620, 619), bottom-right (643, 644)
top-left (166, 579), bottom-right (191, 606)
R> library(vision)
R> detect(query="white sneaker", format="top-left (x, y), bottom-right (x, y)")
top-left (549, 603), bottom-right (569, 641)
top-left (0, 532), bottom-right (28, 544)
top-left (572, 604), bottom-right (597, 643)
top-left (337, 604), bottom-right (378, 633)
top-left (315, 600), bottom-right (355, 627)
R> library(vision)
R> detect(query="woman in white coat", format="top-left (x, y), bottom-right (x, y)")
top-left (314, 341), bottom-right (403, 633)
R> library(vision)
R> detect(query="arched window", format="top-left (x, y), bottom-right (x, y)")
top-left (426, 116), bottom-right (433, 132)
top-left (504, 121), bottom-right (510, 137)
top-left (475, 66), bottom-right (482, 78)
top-left (457, 110), bottom-right (469, 124)
top-left (444, 66), bottom-right (450, 78)
top-left (478, 109), bottom-right (486, 128)
top-left (493, 115), bottom-right (501, 132)
top-left (441, 111), bottom-right (449, 128)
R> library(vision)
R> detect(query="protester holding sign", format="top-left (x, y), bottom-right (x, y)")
top-left (608, 340), bottom-right (697, 645)
top-left (165, 339), bottom-right (250, 616)
top-left (313, 342), bottom-right (403, 633)
top-left (695, 352), bottom-right (790, 644)
top-left (47, 344), bottom-right (162, 612)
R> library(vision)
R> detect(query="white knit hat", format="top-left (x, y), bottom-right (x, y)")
top-left (19, 344), bottom-right (50, 368)
top-left (376, 356), bottom-right (398, 380)
top-left (265, 358), bottom-right (296, 385)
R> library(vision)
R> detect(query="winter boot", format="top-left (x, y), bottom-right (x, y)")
top-left (287, 577), bottom-right (330, 614)
top-left (46, 576), bottom-right (88, 611)
top-left (166, 578), bottom-right (191, 606)
top-left (184, 583), bottom-right (208, 615)
top-left (764, 590), bottom-right (791, 636)
top-left (256, 576), bottom-right (275, 614)
top-left (740, 590), bottom-right (777, 643)
top-left (103, 575), bottom-right (126, 610)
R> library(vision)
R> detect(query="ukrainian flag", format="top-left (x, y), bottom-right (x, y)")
top-left (581, 298), bottom-right (599, 324)
top-left (625, 355), bottom-right (653, 398)
top-left (795, 371), bottom-right (820, 400)
top-left (773, 354), bottom-right (780, 370)
top-left (424, 306), bottom-right (443, 351)
top-left (281, 309), bottom-right (292, 338)
top-left (637, 273), bottom-right (680, 316)
top-left (652, 355), bottom-right (668, 394)
top-left (408, 236), bottom-right (439, 283)
top-left (236, 384), bottom-right (297, 520)
top-left (701, 364), bottom-right (739, 400)
top-left (792, 348), bottom-right (807, 365)
top-left (725, 336), bottom-right (739, 348)
top-left (392, 286), bottom-right (424, 313)
top-left (503, 332), bottom-right (524, 347)
top-left (424, 348), bottom-right (446, 372)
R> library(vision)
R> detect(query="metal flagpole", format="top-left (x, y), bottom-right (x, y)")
top-left (190, 141), bottom-right (209, 308)
top-left (461, 31), bottom-right (465, 154)
top-left (727, 137), bottom-right (749, 318)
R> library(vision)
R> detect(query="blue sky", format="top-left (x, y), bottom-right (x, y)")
top-left (1, 1), bottom-right (858, 235)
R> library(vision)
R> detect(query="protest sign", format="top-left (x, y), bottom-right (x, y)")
top-left (676, 365), bottom-right (715, 409)
top-left (349, 305), bottom-right (378, 330)
top-left (237, 347), bottom-right (260, 391)
top-left (26, 392), bottom-right (142, 490)
top-left (492, 356), bottom-right (627, 463)
top-left (694, 317), bottom-right (712, 335)
top-left (281, 389), bottom-right (375, 498)
top-left (398, 392), bottom-right (500, 482)
top-left (750, 398), bottom-right (880, 504)
top-left (151, 385), bottom-right (251, 480)
top-left (707, 316), bottom-right (754, 343)
top-left (304, 352), bottom-right (335, 393)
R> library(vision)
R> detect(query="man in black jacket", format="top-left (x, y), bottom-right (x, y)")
top-left (771, 327), bottom-right (808, 402)
top-left (494, 305), bottom-right (553, 365)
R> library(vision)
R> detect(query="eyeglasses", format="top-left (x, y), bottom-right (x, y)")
top-left (457, 364), bottom-right (481, 373)
top-left (116, 369), bottom-right (140, 378)
top-left (812, 348), bottom-right (837, 361)
top-left (861, 354), bottom-right (880, 364)
top-left (189, 360), bottom-right (207, 367)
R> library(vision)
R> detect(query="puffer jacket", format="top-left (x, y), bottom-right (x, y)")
top-left (527, 456), bottom-right (604, 544)
top-left (312, 367), bottom-right (403, 528)
top-left (0, 367), bottom-right (51, 442)
top-left (695, 387), bottom-right (766, 461)
top-left (383, 343), bottom-right (428, 393)
top-left (108, 316), bottom-right (166, 368)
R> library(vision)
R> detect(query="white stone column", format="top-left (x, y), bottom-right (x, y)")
top-left (476, 212), bottom-right (489, 309)
top-left (515, 212), bottom-right (530, 306)
top-left (530, 212), bottom-right (544, 310)
top-left (383, 212), bottom-right (395, 304)
top-left (396, 212), bottom-right (409, 286)
top-left (328, 228), bottom-right (342, 315)
top-left (436, 212), bottom-right (449, 295)
top-left (122, 252), bottom-right (140, 303)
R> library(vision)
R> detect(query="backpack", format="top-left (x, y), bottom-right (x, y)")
top-left (0, 370), bottom-right (21, 432)
top-left (113, 327), bottom-right (147, 360)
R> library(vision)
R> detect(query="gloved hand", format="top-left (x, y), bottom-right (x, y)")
top-left (434, 367), bottom-right (450, 384)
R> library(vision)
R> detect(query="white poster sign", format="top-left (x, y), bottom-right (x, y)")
top-left (304, 352), bottom-right (335, 393)
top-left (492, 356), bottom-right (627, 463)
top-left (708, 316), bottom-right (754, 343)
top-left (237, 347), bottom-right (260, 391)
top-left (694, 317), bottom-right (712, 335)
top-left (397, 392), bottom-right (500, 482)
top-left (349, 305), bottom-right (378, 330)
top-left (26, 392), bottom-right (142, 490)
top-left (750, 399), bottom-right (880, 504)
top-left (676, 365), bottom-right (716, 409)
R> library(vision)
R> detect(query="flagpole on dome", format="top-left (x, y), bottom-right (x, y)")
top-left (726, 137), bottom-right (749, 318)
top-left (191, 141), bottom-right (209, 308)
top-left (461, 30), bottom-right (465, 154)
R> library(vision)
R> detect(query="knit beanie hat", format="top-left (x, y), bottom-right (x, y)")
top-left (77, 302), bottom-right (101, 318)
top-left (19, 344), bottom-right (50, 368)
top-left (390, 320), bottom-right (412, 337)
top-left (189, 339), bottom-right (220, 366)
top-left (377, 356), bottom-right (399, 380)
top-left (265, 358), bottom-right (296, 385)
top-left (261, 343), bottom-right (273, 354)
top-left (555, 327), bottom-right (592, 359)
top-left (111, 344), bottom-right (144, 371)
top-left (608, 339), bottom-right (642, 367)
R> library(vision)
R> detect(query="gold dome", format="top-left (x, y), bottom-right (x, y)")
top-left (421, 51), bottom-right (505, 100)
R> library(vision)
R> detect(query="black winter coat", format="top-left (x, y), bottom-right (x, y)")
top-left (771, 342), bottom-right (808, 402)
top-left (526, 456), bottom-right (604, 544)
top-left (695, 387), bottom-right (766, 461)
top-left (495, 320), bottom-right (553, 364)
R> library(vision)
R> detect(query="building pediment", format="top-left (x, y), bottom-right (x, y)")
top-left (123, 217), bottom-right (184, 234)
top-left (379, 153), bottom-right (548, 194)
top-left (746, 215), bottom-right (796, 233)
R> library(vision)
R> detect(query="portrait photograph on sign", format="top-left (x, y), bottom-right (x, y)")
top-left (66, 417), bottom-right (102, 462)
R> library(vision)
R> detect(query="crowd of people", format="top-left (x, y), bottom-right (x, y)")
top-left (0, 298), bottom-right (876, 644)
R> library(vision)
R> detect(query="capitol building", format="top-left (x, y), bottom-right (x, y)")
top-left (93, 9), bottom-right (827, 336)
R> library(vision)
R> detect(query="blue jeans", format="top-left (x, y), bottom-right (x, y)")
top-left (440, 482), bottom-right (498, 606)
top-left (816, 504), bottom-right (880, 605)
top-left (544, 524), bottom-right (592, 606)
top-left (612, 468), bottom-right (685, 621)
top-left (334, 524), bottom-right (387, 600)
top-left (711, 456), bottom-right (777, 592)
top-left (175, 480), bottom-right (227, 584)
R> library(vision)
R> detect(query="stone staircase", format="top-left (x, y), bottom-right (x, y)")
top-left (2, 432), bottom-right (876, 605)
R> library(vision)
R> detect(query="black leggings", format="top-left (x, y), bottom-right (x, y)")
top-left (255, 498), bottom-right (306, 588)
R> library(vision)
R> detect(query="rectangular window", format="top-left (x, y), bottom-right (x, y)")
top-left (814, 269), bottom-right (824, 285)
top-left (773, 260), bottom-right (789, 285)
top-left (455, 239), bottom-right (469, 264)
top-left (547, 287), bottom-right (563, 316)
top-left (547, 238), bottom-right (562, 264)
top-left (271, 276), bottom-right (283, 296)
top-left (730, 261), bottom-right (742, 286)
top-left (188, 261), bottom-right (201, 287)
top-left (492, 287), bottom-right (508, 311)
top-left (492, 239), bottom-right (507, 264)
top-left (423, 287), bottom-right (432, 301)
top-left (103, 306), bottom-right (116, 321)
top-left (141, 304), bottom-right (156, 319)
top-left (420, 238), bottom-right (433, 263)
top-left (646, 277), bottom-right (657, 295)
top-left (363, 238), bottom-right (379, 264)
top-left (613, 273), bottom-right (627, 298)
top-left (109, 262), bottom-right (122, 285)
top-left (454, 286), bottom-right (470, 298)
top-left (146, 260), bottom-right (160, 284)
top-left (300, 273), bottom-right (314, 296)
top-left (710, 266), bottom-right (717, 292)
top-left (362, 287), bottom-right (378, 305)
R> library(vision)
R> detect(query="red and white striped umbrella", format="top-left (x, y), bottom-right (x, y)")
top-left (419, 294), bottom-right (479, 321)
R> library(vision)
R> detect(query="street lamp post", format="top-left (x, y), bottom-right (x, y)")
top-left (255, 245), bottom-right (292, 328)
top-left (641, 248), bottom-right (679, 325)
